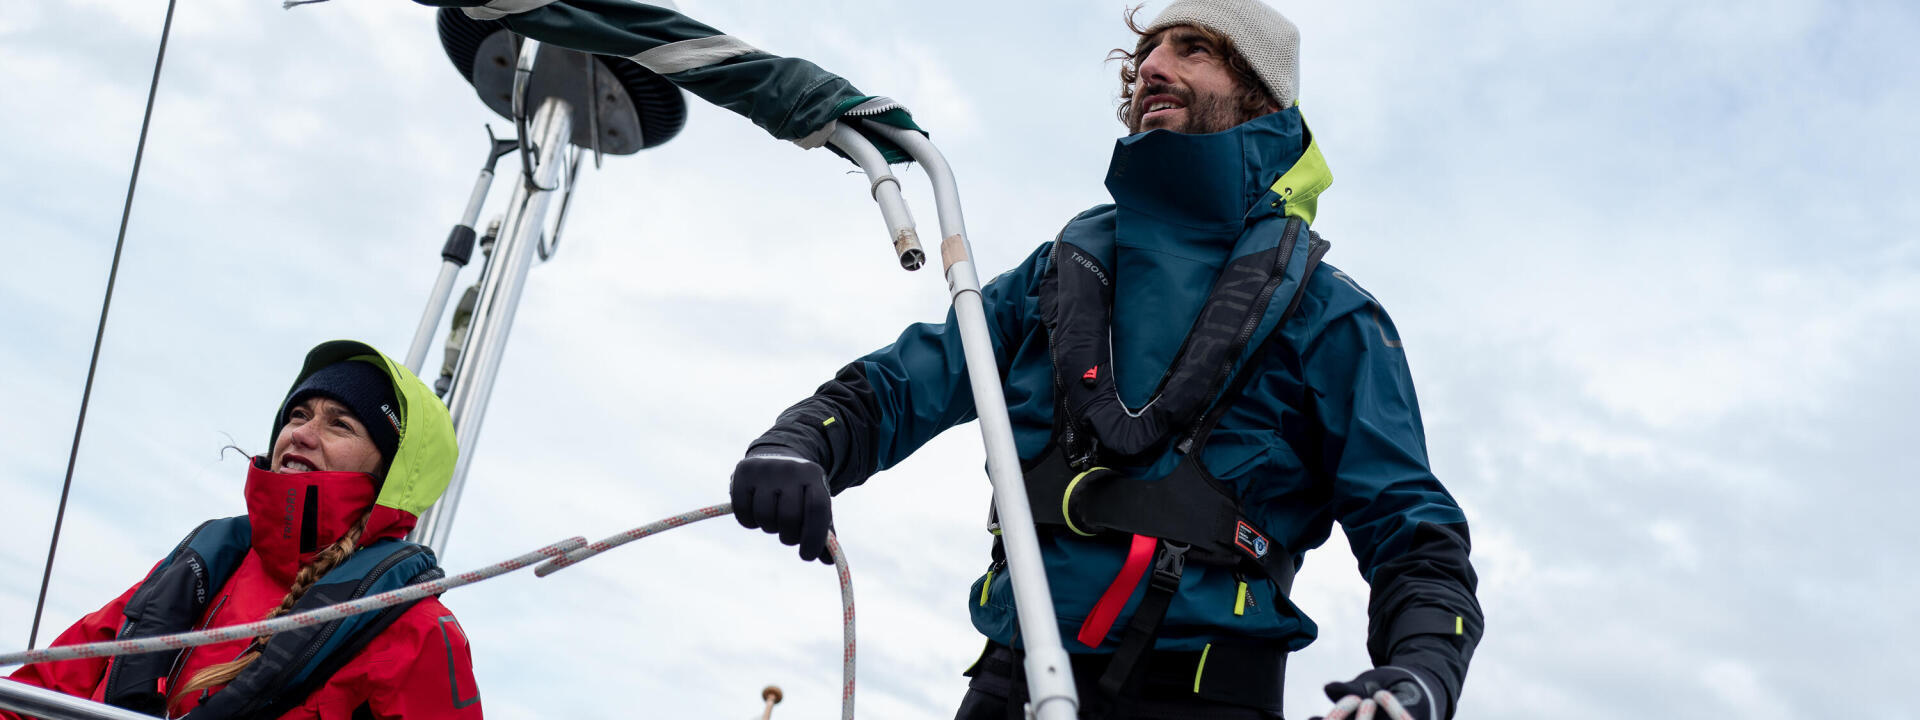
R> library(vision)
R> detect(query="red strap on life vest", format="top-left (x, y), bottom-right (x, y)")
top-left (1076, 533), bottom-right (1158, 648)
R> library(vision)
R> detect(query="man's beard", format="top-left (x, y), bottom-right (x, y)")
top-left (1129, 83), bottom-right (1250, 135)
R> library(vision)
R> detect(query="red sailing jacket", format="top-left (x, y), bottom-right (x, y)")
top-left (3, 462), bottom-right (483, 719)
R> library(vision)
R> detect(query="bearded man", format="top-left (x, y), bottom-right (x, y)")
top-left (729, 2), bottom-right (1484, 718)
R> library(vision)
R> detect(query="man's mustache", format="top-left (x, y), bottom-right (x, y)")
top-left (1132, 84), bottom-right (1192, 123)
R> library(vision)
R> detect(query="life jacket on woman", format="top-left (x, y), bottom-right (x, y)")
top-left (4, 340), bottom-right (481, 720)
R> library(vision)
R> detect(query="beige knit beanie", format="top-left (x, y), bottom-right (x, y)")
top-left (1142, 0), bottom-right (1300, 109)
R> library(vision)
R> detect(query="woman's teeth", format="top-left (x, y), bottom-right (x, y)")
top-left (282, 460), bottom-right (315, 472)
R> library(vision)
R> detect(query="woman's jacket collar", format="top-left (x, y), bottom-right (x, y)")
top-left (242, 460), bottom-right (405, 585)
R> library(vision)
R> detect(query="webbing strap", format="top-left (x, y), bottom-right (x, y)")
top-left (1095, 542), bottom-right (1187, 710)
top-left (1076, 534), bottom-right (1158, 648)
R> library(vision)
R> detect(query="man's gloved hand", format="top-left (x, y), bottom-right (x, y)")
top-left (1310, 666), bottom-right (1446, 720)
top-left (729, 452), bottom-right (834, 564)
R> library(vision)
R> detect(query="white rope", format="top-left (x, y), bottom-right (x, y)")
top-left (0, 537), bottom-right (585, 667)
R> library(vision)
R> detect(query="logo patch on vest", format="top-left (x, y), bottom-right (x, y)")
top-left (1234, 520), bottom-right (1269, 558)
top-left (1067, 250), bottom-right (1110, 288)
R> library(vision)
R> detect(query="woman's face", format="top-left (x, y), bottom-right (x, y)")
top-left (270, 396), bottom-right (384, 475)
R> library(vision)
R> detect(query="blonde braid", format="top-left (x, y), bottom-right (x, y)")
top-left (169, 511), bottom-right (371, 709)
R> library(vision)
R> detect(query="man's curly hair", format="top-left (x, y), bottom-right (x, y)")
top-left (1108, 5), bottom-right (1278, 129)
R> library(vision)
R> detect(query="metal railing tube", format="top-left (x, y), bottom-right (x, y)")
top-left (854, 121), bottom-right (1080, 720)
top-left (826, 124), bottom-right (923, 270)
top-left (410, 95), bottom-right (574, 555)
top-left (0, 680), bottom-right (157, 720)
top-left (406, 261), bottom-right (466, 374)
top-left (405, 166), bottom-right (498, 373)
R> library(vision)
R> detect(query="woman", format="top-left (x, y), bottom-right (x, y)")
top-left (4, 340), bottom-right (481, 719)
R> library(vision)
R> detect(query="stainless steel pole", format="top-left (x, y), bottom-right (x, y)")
top-left (859, 122), bottom-right (1080, 720)
top-left (0, 681), bottom-right (157, 720)
top-left (404, 167), bottom-right (496, 374)
top-left (409, 95), bottom-right (574, 555)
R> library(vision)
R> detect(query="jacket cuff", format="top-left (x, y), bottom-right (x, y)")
top-left (1387, 636), bottom-right (1466, 719)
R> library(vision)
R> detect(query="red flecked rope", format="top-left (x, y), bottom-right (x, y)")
top-left (0, 536), bottom-right (587, 666)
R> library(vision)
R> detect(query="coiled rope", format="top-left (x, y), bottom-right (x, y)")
top-left (0, 504), bottom-right (857, 720)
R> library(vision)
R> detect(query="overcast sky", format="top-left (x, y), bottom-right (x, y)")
top-left (2, 1), bottom-right (1916, 718)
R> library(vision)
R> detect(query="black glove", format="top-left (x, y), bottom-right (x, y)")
top-left (1312, 666), bottom-right (1446, 720)
top-left (729, 452), bottom-right (834, 564)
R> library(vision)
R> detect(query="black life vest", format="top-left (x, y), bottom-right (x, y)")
top-left (1021, 213), bottom-right (1326, 582)
top-left (998, 213), bottom-right (1328, 712)
top-left (101, 516), bottom-right (442, 719)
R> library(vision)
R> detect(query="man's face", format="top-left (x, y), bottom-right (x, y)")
top-left (1127, 26), bottom-right (1272, 134)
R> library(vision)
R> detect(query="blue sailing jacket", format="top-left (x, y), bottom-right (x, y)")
top-left (752, 108), bottom-right (1481, 705)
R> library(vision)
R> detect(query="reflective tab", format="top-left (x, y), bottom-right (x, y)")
top-left (1233, 581), bottom-right (1247, 616)
top-left (1193, 643), bottom-right (1212, 694)
top-left (1456, 615), bottom-right (1464, 635)
top-left (979, 570), bottom-right (994, 607)
top-left (822, 416), bottom-right (836, 427)
top-left (629, 35), bottom-right (760, 75)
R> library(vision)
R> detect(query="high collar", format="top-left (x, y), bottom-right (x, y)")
top-left (243, 459), bottom-right (408, 585)
top-left (1099, 109), bottom-right (1311, 408)
top-left (1104, 108), bottom-right (1308, 232)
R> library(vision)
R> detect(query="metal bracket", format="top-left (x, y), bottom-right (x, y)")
top-left (510, 35), bottom-right (559, 192)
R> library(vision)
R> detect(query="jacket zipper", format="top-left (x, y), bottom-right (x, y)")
top-left (838, 96), bottom-right (906, 117)
top-left (162, 593), bottom-right (230, 707)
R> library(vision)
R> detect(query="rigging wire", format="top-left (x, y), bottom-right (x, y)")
top-left (30, 0), bottom-right (180, 649)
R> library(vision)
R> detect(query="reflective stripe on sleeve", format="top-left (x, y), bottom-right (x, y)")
top-left (629, 35), bottom-right (760, 75)
top-left (463, 0), bottom-right (562, 21)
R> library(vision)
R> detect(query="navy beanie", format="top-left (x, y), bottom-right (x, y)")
top-left (277, 360), bottom-right (402, 462)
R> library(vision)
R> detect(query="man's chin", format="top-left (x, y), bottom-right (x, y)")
top-left (1132, 117), bottom-right (1178, 134)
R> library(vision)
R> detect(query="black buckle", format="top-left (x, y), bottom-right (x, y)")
top-left (1149, 542), bottom-right (1189, 592)
top-left (1068, 432), bottom-right (1102, 470)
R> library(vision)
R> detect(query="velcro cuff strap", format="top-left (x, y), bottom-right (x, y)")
top-left (1387, 608), bottom-right (1467, 647)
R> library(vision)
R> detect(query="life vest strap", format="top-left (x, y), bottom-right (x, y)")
top-left (1020, 445), bottom-right (1296, 594)
top-left (1095, 540), bottom-right (1188, 708)
top-left (1075, 533), bottom-right (1159, 648)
